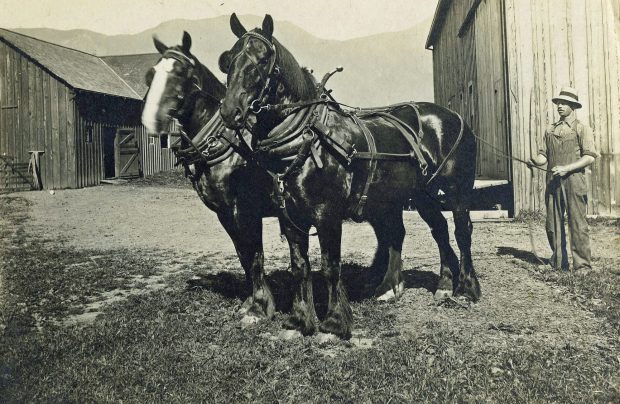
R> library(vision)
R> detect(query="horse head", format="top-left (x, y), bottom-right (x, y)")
top-left (142, 31), bottom-right (225, 136)
top-left (218, 13), bottom-right (317, 131)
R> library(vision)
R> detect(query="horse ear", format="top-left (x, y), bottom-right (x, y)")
top-left (182, 31), bottom-right (192, 53)
top-left (153, 35), bottom-right (168, 54)
top-left (262, 14), bottom-right (274, 41)
top-left (218, 51), bottom-right (231, 73)
top-left (230, 13), bottom-right (247, 38)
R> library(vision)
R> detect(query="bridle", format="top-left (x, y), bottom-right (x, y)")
top-left (144, 48), bottom-right (233, 167)
top-left (157, 49), bottom-right (222, 121)
top-left (226, 32), bottom-right (281, 123)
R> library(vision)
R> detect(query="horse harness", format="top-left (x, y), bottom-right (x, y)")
top-left (251, 98), bottom-right (462, 223)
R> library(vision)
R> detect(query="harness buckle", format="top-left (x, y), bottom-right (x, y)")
top-left (347, 147), bottom-right (357, 165)
top-left (202, 136), bottom-right (218, 157)
top-left (421, 162), bottom-right (428, 177)
top-left (250, 99), bottom-right (263, 114)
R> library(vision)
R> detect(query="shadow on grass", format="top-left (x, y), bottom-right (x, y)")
top-left (496, 246), bottom-right (548, 265)
top-left (185, 262), bottom-right (439, 319)
top-left (402, 267), bottom-right (439, 293)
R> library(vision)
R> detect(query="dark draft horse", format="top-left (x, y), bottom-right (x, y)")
top-left (218, 14), bottom-right (481, 339)
top-left (142, 31), bottom-right (289, 324)
top-left (140, 32), bottom-right (399, 331)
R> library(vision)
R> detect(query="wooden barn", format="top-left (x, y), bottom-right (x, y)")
top-left (0, 29), bottom-right (179, 192)
top-left (426, 0), bottom-right (620, 216)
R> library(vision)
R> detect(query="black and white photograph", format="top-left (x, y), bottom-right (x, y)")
top-left (1, 0), bottom-right (619, 401)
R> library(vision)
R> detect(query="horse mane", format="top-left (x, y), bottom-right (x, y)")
top-left (271, 37), bottom-right (317, 100)
top-left (196, 61), bottom-right (227, 100)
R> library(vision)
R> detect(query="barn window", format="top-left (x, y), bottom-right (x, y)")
top-left (85, 126), bottom-right (93, 143)
top-left (160, 134), bottom-right (170, 149)
top-left (149, 135), bottom-right (156, 145)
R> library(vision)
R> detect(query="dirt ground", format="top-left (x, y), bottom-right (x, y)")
top-left (1, 172), bottom-right (619, 401)
top-left (12, 178), bottom-right (620, 344)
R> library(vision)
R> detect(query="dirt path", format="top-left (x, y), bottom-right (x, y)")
top-left (13, 183), bottom-right (618, 353)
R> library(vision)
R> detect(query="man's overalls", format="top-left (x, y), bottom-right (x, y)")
top-left (542, 119), bottom-right (593, 271)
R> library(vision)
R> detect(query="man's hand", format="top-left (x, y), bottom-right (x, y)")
top-left (551, 165), bottom-right (570, 177)
top-left (530, 154), bottom-right (547, 167)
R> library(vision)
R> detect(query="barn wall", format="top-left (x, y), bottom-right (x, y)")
top-left (505, 0), bottom-right (620, 215)
top-left (139, 119), bottom-right (179, 177)
top-left (431, 0), bottom-right (510, 180)
top-left (74, 93), bottom-right (177, 186)
top-left (0, 40), bottom-right (77, 192)
top-left (473, 0), bottom-right (510, 180)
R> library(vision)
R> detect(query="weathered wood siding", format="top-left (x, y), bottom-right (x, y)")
top-left (505, 0), bottom-right (620, 215)
top-left (0, 40), bottom-right (77, 191)
top-left (72, 93), bottom-right (177, 187)
top-left (139, 122), bottom-right (178, 177)
top-left (473, 0), bottom-right (510, 180)
top-left (431, 0), bottom-right (509, 180)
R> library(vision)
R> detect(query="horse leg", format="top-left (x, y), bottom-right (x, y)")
top-left (367, 223), bottom-right (389, 287)
top-left (218, 212), bottom-right (275, 323)
top-left (316, 220), bottom-right (353, 339)
top-left (370, 207), bottom-right (405, 301)
top-left (281, 222), bottom-right (317, 336)
top-left (452, 207), bottom-right (481, 301)
top-left (412, 192), bottom-right (460, 299)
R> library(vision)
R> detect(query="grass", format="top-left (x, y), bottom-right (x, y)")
top-left (531, 257), bottom-right (620, 336)
top-left (1, 194), bottom-right (619, 403)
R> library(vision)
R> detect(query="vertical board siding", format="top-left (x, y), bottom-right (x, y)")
top-left (474, 0), bottom-right (509, 179)
top-left (432, 0), bottom-right (510, 181)
top-left (0, 41), bottom-right (80, 191)
top-left (504, 0), bottom-right (620, 215)
top-left (433, 0), bottom-right (620, 215)
top-left (0, 38), bottom-right (188, 192)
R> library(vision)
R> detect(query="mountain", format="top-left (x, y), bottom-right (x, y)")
top-left (13, 15), bottom-right (433, 105)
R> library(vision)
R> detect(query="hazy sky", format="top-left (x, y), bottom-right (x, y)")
top-left (0, 0), bottom-right (439, 40)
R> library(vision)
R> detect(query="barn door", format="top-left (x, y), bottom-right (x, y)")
top-left (103, 127), bottom-right (116, 179)
top-left (114, 129), bottom-right (142, 179)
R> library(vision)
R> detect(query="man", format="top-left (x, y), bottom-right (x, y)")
top-left (530, 86), bottom-right (598, 272)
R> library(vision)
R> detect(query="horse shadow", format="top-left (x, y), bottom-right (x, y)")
top-left (186, 263), bottom-right (439, 318)
top-left (496, 246), bottom-right (548, 265)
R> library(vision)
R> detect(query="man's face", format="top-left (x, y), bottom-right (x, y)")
top-left (556, 100), bottom-right (575, 118)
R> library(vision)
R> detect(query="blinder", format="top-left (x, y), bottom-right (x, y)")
top-left (218, 50), bottom-right (231, 73)
top-left (159, 49), bottom-right (202, 119)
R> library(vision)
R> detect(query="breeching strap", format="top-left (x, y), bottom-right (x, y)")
top-left (349, 114), bottom-right (378, 218)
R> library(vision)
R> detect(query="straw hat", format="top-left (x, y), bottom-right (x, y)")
top-left (552, 86), bottom-right (582, 109)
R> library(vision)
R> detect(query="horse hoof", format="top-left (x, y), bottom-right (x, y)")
top-left (434, 288), bottom-right (453, 301)
top-left (283, 315), bottom-right (316, 336)
top-left (277, 329), bottom-right (303, 340)
top-left (376, 282), bottom-right (405, 301)
top-left (454, 277), bottom-right (482, 302)
top-left (319, 320), bottom-right (352, 340)
top-left (238, 297), bottom-right (254, 315)
top-left (240, 315), bottom-right (261, 328)
top-left (316, 332), bottom-right (339, 344)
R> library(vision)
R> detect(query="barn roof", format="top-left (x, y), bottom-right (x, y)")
top-left (425, 0), bottom-right (451, 49)
top-left (100, 53), bottom-right (160, 98)
top-left (0, 28), bottom-right (142, 100)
